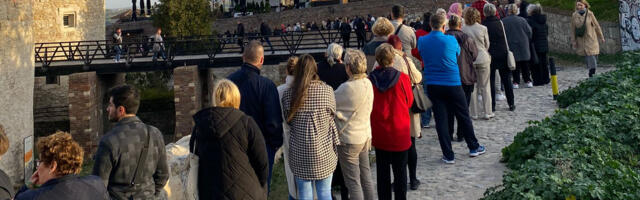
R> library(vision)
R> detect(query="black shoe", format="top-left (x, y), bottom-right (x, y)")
top-left (456, 137), bottom-right (464, 142)
top-left (410, 179), bottom-right (421, 190)
top-left (509, 105), bottom-right (516, 111)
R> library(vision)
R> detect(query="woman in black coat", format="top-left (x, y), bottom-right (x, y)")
top-left (482, 4), bottom-right (516, 111)
top-left (527, 3), bottom-right (551, 86)
top-left (190, 79), bottom-right (269, 200)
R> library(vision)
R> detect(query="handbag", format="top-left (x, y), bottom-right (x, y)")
top-left (186, 136), bottom-right (200, 200)
top-left (401, 54), bottom-right (432, 113)
top-left (500, 21), bottom-right (516, 70)
top-left (575, 10), bottom-right (588, 38)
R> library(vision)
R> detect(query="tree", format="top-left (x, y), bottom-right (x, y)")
top-left (153, 0), bottom-right (213, 37)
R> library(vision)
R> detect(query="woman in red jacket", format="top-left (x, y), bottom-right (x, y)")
top-left (369, 43), bottom-right (413, 200)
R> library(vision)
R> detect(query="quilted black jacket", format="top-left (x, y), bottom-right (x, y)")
top-left (92, 117), bottom-right (169, 200)
top-left (527, 14), bottom-right (549, 53)
top-left (189, 107), bottom-right (268, 200)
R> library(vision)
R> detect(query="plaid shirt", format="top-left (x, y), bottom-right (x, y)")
top-left (282, 81), bottom-right (339, 180)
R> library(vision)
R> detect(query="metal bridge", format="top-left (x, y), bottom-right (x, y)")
top-left (34, 30), bottom-right (371, 76)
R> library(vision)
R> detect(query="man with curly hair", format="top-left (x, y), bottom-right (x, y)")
top-left (0, 124), bottom-right (15, 200)
top-left (15, 131), bottom-right (109, 200)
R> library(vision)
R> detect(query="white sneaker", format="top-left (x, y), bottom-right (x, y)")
top-left (496, 93), bottom-right (506, 101)
top-left (471, 115), bottom-right (479, 120)
top-left (512, 83), bottom-right (519, 89)
top-left (484, 113), bottom-right (495, 119)
top-left (526, 82), bottom-right (533, 88)
top-left (478, 95), bottom-right (483, 102)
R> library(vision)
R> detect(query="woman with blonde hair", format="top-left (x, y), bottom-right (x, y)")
top-left (282, 54), bottom-right (339, 200)
top-left (571, 0), bottom-right (604, 77)
top-left (15, 132), bottom-right (108, 200)
top-left (363, 17), bottom-right (394, 72)
top-left (317, 43), bottom-right (349, 90)
top-left (462, 7), bottom-right (494, 119)
top-left (189, 79), bottom-right (269, 199)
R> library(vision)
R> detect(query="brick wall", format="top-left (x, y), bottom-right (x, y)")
top-left (68, 72), bottom-right (101, 157)
top-left (173, 66), bottom-right (203, 139)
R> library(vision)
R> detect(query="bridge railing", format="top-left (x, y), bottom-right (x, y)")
top-left (34, 30), bottom-right (370, 68)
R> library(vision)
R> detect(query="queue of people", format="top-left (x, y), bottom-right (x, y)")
top-left (0, 1), bottom-right (605, 200)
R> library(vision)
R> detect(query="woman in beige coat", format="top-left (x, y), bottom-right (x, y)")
top-left (373, 35), bottom-right (423, 190)
top-left (571, 0), bottom-right (605, 77)
top-left (462, 7), bottom-right (494, 120)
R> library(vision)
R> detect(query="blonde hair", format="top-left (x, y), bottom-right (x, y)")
top-left (286, 56), bottom-right (299, 75)
top-left (463, 7), bottom-right (481, 25)
top-left (344, 49), bottom-right (367, 75)
top-left (576, 0), bottom-right (590, 9)
top-left (213, 79), bottom-right (241, 109)
top-left (375, 43), bottom-right (395, 67)
top-left (0, 124), bottom-right (8, 156)
top-left (37, 131), bottom-right (84, 176)
top-left (372, 17), bottom-right (394, 37)
top-left (326, 43), bottom-right (344, 66)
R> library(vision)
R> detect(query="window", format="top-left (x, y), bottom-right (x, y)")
top-left (63, 13), bottom-right (75, 28)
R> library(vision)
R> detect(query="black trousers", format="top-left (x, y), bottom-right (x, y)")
top-left (447, 84), bottom-right (474, 139)
top-left (490, 67), bottom-right (515, 111)
top-left (531, 52), bottom-right (550, 85)
top-left (408, 137), bottom-right (417, 182)
top-left (342, 34), bottom-right (350, 48)
top-left (376, 149), bottom-right (408, 200)
top-left (512, 61), bottom-right (532, 84)
top-left (237, 38), bottom-right (244, 53)
top-left (427, 85), bottom-right (480, 160)
top-left (356, 31), bottom-right (366, 49)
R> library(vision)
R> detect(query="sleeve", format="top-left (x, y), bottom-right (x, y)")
top-left (403, 75), bottom-right (414, 107)
top-left (410, 29), bottom-right (417, 49)
top-left (263, 82), bottom-right (284, 148)
top-left (153, 129), bottom-right (170, 195)
top-left (524, 21), bottom-right (532, 41)
top-left (483, 29), bottom-right (490, 50)
top-left (407, 57), bottom-right (422, 83)
top-left (246, 117), bottom-right (269, 188)
top-left (91, 140), bottom-right (113, 187)
top-left (591, 13), bottom-right (604, 41)
top-left (327, 88), bottom-right (340, 146)
top-left (467, 37), bottom-right (479, 62)
top-left (333, 84), bottom-right (352, 122)
top-left (570, 15), bottom-right (576, 45)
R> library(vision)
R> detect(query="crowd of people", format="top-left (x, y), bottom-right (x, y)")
top-left (0, 0), bottom-right (606, 200)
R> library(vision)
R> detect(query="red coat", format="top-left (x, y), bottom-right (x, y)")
top-left (472, 0), bottom-right (500, 21)
top-left (411, 30), bottom-right (429, 69)
top-left (369, 68), bottom-right (413, 152)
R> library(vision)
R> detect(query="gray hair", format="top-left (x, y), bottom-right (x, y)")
top-left (448, 15), bottom-right (463, 29)
top-left (527, 3), bottom-right (543, 16)
top-left (435, 8), bottom-right (447, 17)
top-left (326, 43), bottom-right (344, 66)
top-left (344, 49), bottom-right (367, 75)
top-left (483, 3), bottom-right (497, 18)
top-left (507, 4), bottom-right (520, 15)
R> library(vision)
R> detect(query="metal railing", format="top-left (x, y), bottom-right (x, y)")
top-left (34, 30), bottom-right (370, 68)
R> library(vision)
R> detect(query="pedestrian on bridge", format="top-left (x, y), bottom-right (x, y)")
top-left (260, 22), bottom-right (276, 54)
top-left (237, 21), bottom-right (246, 53)
top-left (150, 28), bottom-right (166, 61)
top-left (340, 18), bottom-right (352, 48)
top-left (113, 28), bottom-right (122, 63)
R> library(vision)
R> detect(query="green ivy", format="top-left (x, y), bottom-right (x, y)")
top-left (483, 51), bottom-right (640, 199)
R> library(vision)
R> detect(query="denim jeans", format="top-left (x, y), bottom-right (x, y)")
top-left (295, 175), bottom-right (333, 200)
top-left (153, 50), bottom-right (166, 60)
top-left (420, 81), bottom-right (432, 127)
top-left (114, 45), bottom-right (122, 61)
top-left (266, 145), bottom-right (277, 192)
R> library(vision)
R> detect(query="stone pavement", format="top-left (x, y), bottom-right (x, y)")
top-left (368, 65), bottom-right (615, 200)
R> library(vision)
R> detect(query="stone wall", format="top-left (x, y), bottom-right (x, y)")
top-left (546, 10), bottom-right (622, 55)
top-left (32, 0), bottom-right (105, 43)
top-left (34, 76), bottom-right (69, 123)
top-left (0, 0), bottom-right (34, 185)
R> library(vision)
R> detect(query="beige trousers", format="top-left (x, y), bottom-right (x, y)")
top-left (470, 63), bottom-right (493, 117)
top-left (337, 140), bottom-right (375, 200)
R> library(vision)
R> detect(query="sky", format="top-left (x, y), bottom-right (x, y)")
top-left (106, 0), bottom-right (162, 9)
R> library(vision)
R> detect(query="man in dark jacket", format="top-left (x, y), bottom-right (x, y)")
top-left (190, 105), bottom-right (268, 199)
top-left (260, 22), bottom-right (275, 54)
top-left (237, 21), bottom-right (246, 53)
top-left (527, 4), bottom-right (550, 86)
top-left (340, 18), bottom-right (352, 48)
top-left (93, 85), bottom-right (169, 200)
top-left (227, 41), bottom-right (283, 191)
top-left (355, 17), bottom-right (367, 49)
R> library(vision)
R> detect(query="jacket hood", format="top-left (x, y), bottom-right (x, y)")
top-left (193, 107), bottom-right (245, 138)
top-left (368, 67), bottom-right (401, 92)
top-left (530, 14), bottom-right (547, 24)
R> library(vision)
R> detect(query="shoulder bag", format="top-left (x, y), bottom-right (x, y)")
top-left (500, 21), bottom-right (516, 70)
top-left (401, 54), bottom-right (432, 113)
top-left (575, 10), bottom-right (588, 38)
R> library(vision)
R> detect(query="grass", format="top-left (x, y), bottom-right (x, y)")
top-left (532, 0), bottom-right (619, 22)
top-left (269, 157), bottom-right (290, 199)
top-left (139, 87), bottom-right (174, 102)
top-left (80, 159), bottom-right (95, 176)
top-left (548, 51), bottom-right (622, 65)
